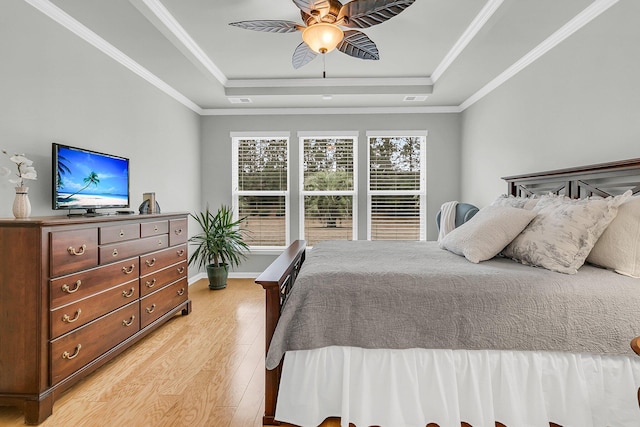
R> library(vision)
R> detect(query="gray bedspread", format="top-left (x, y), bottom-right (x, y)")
top-left (266, 240), bottom-right (640, 369)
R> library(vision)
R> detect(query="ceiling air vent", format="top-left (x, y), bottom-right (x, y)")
top-left (403, 95), bottom-right (429, 102)
top-left (228, 97), bottom-right (252, 104)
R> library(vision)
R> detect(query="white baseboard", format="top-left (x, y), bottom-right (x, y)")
top-left (188, 271), bottom-right (259, 285)
top-left (188, 272), bottom-right (207, 285)
top-left (228, 272), bottom-right (260, 279)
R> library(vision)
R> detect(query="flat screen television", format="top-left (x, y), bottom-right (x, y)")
top-left (52, 143), bottom-right (130, 215)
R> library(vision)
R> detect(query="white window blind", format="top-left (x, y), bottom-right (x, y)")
top-left (232, 135), bottom-right (289, 248)
top-left (300, 134), bottom-right (357, 246)
top-left (367, 133), bottom-right (426, 241)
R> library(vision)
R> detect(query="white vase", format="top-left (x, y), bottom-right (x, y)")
top-left (13, 186), bottom-right (31, 219)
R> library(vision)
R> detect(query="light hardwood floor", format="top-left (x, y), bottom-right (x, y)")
top-left (0, 278), bottom-right (272, 427)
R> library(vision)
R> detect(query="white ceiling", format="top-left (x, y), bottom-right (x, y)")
top-left (28, 0), bottom-right (617, 114)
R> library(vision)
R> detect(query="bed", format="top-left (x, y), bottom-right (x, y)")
top-left (255, 158), bottom-right (640, 427)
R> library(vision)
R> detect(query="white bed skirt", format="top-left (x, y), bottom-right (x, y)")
top-left (275, 347), bottom-right (640, 427)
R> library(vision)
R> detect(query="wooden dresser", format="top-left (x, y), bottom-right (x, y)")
top-left (0, 213), bottom-right (191, 424)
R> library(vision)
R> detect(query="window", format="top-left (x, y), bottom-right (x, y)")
top-left (232, 133), bottom-right (289, 249)
top-left (367, 132), bottom-right (427, 241)
top-left (299, 132), bottom-right (357, 246)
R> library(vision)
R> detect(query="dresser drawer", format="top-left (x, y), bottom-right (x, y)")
top-left (140, 261), bottom-right (187, 297)
top-left (50, 228), bottom-right (99, 277)
top-left (140, 244), bottom-right (187, 276)
top-left (140, 278), bottom-right (188, 329)
top-left (140, 220), bottom-right (168, 238)
top-left (50, 258), bottom-right (139, 309)
top-left (99, 235), bottom-right (168, 265)
top-left (51, 302), bottom-right (139, 385)
top-left (169, 218), bottom-right (188, 246)
top-left (99, 223), bottom-right (140, 244)
top-left (51, 279), bottom-right (139, 339)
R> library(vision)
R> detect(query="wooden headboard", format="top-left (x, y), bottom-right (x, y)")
top-left (503, 158), bottom-right (640, 198)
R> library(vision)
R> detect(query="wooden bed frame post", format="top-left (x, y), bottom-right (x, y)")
top-left (255, 240), bottom-right (306, 425)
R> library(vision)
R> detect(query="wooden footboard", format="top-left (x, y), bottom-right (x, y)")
top-left (255, 240), bottom-right (306, 425)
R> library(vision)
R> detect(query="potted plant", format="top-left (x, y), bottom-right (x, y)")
top-left (188, 205), bottom-right (249, 290)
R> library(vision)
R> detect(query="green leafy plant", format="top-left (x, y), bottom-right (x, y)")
top-left (188, 205), bottom-right (249, 270)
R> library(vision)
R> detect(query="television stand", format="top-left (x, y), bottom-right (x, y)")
top-left (67, 208), bottom-right (107, 217)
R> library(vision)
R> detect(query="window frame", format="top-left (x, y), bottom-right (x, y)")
top-left (231, 131), bottom-right (290, 253)
top-left (298, 131), bottom-right (359, 245)
top-left (366, 131), bottom-right (428, 241)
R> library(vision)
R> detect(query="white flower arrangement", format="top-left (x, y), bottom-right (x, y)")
top-left (1, 149), bottom-right (38, 188)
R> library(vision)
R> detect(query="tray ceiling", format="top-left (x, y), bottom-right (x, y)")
top-left (22, 0), bottom-right (619, 113)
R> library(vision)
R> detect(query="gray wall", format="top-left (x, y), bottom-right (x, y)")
top-left (201, 113), bottom-right (462, 273)
top-left (460, 0), bottom-right (640, 207)
top-left (0, 1), bottom-right (201, 222)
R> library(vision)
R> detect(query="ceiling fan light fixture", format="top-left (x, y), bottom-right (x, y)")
top-left (302, 23), bottom-right (344, 54)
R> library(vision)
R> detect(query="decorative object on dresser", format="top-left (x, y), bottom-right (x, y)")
top-left (12, 186), bottom-right (32, 219)
top-left (139, 192), bottom-right (161, 214)
top-left (1, 150), bottom-right (37, 219)
top-left (188, 205), bottom-right (249, 290)
top-left (0, 213), bottom-right (191, 425)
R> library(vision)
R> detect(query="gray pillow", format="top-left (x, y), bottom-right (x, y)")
top-left (503, 191), bottom-right (631, 274)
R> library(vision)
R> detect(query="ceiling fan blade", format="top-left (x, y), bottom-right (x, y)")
top-left (229, 20), bottom-right (303, 33)
top-left (292, 42), bottom-right (318, 69)
top-left (337, 30), bottom-right (379, 60)
top-left (338, 0), bottom-right (415, 28)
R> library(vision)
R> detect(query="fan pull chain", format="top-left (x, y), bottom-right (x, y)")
top-left (322, 53), bottom-right (326, 79)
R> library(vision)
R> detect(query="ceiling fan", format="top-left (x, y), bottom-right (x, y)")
top-left (229, 0), bottom-right (416, 70)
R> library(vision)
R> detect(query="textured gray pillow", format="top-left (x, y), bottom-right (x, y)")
top-left (441, 205), bottom-right (537, 263)
top-left (587, 195), bottom-right (640, 278)
top-left (504, 191), bottom-right (631, 274)
top-left (491, 194), bottom-right (539, 210)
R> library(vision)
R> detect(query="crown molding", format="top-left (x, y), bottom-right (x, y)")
top-left (201, 106), bottom-right (462, 116)
top-left (224, 76), bottom-right (433, 97)
top-left (24, 0), bottom-right (203, 114)
top-left (133, 0), bottom-right (227, 85)
top-left (225, 77), bottom-right (433, 88)
top-left (23, 0), bottom-right (619, 117)
top-left (431, 0), bottom-right (504, 83)
top-left (459, 0), bottom-right (620, 111)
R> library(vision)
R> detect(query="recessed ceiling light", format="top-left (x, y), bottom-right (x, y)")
top-left (228, 97), bottom-right (252, 104)
top-left (322, 95), bottom-right (333, 101)
top-left (403, 95), bottom-right (429, 102)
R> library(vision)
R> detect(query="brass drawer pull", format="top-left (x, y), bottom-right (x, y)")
top-left (112, 248), bottom-right (119, 257)
top-left (145, 279), bottom-right (157, 288)
top-left (145, 258), bottom-right (156, 267)
top-left (119, 230), bottom-right (125, 237)
top-left (177, 288), bottom-right (185, 296)
top-left (174, 228), bottom-right (183, 235)
top-left (62, 280), bottom-right (82, 293)
top-left (62, 309), bottom-right (82, 323)
top-left (67, 244), bottom-right (86, 256)
top-left (177, 267), bottom-right (185, 274)
top-left (122, 287), bottom-right (135, 298)
top-left (62, 344), bottom-right (82, 360)
top-left (177, 249), bottom-right (185, 257)
top-left (122, 264), bottom-right (135, 274)
top-left (145, 304), bottom-right (156, 314)
top-left (122, 315), bottom-right (135, 327)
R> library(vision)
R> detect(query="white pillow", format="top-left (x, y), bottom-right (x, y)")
top-left (440, 205), bottom-right (537, 263)
top-left (587, 195), bottom-right (640, 278)
top-left (491, 194), bottom-right (539, 210)
top-left (503, 191), bottom-right (631, 274)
